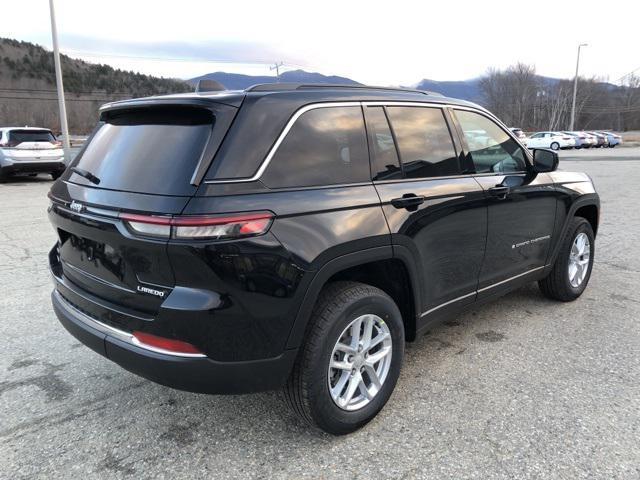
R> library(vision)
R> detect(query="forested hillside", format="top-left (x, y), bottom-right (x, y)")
top-left (0, 38), bottom-right (192, 133)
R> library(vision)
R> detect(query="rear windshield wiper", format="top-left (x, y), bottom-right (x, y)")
top-left (71, 167), bottom-right (101, 185)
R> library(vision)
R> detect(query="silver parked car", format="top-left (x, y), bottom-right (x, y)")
top-left (595, 131), bottom-right (622, 148)
top-left (0, 127), bottom-right (66, 181)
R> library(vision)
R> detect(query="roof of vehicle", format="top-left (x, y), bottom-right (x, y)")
top-left (97, 83), bottom-right (489, 185)
top-left (100, 83), bottom-right (483, 112)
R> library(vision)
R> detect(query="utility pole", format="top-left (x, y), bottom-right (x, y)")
top-left (569, 43), bottom-right (588, 131)
top-left (270, 61), bottom-right (284, 82)
top-left (49, 0), bottom-right (70, 150)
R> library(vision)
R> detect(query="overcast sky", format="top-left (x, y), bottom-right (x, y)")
top-left (3, 0), bottom-right (639, 85)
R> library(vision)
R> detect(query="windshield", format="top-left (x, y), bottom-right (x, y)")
top-left (71, 106), bottom-right (214, 196)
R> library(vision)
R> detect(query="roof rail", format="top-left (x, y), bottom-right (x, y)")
top-left (245, 83), bottom-right (443, 96)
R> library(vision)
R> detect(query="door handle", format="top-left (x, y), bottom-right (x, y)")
top-left (488, 185), bottom-right (510, 200)
top-left (390, 194), bottom-right (426, 211)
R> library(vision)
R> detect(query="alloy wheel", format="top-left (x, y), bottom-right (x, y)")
top-left (568, 232), bottom-right (590, 288)
top-left (328, 314), bottom-right (392, 411)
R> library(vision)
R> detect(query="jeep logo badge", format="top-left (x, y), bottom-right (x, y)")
top-left (69, 201), bottom-right (84, 213)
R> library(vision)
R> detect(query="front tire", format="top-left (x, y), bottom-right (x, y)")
top-left (539, 217), bottom-right (594, 301)
top-left (283, 281), bottom-right (404, 435)
top-left (550, 142), bottom-right (560, 151)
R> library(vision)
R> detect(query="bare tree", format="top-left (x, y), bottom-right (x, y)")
top-left (479, 62), bottom-right (640, 132)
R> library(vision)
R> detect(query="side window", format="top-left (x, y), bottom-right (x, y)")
top-left (386, 107), bottom-right (460, 179)
top-left (365, 107), bottom-right (402, 181)
top-left (261, 106), bottom-right (369, 188)
top-left (455, 110), bottom-right (527, 174)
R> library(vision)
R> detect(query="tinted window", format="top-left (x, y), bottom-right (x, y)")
top-left (455, 110), bottom-right (527, 174)
top-left (8, 130), bottom-right (55, 143)
top-left (386, 107), bottom-right (459, 179)
top-left (262, 106), bottom-right (368, 188)
top-left (366, 107), bottom-right (402, 181)
top-left (73, 107), bottom-right (213, 195)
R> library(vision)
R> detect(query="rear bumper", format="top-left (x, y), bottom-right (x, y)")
top-left (1, 159), bottom-right (65, 174)
top-left (51, 288), bottom-right (297, 394)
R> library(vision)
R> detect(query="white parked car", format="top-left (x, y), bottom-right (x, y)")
top-left (526, 131), bottom-right (575, 150)
top-left (0, 127), bottom-right (66, 181)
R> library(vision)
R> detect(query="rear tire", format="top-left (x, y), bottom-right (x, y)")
top-left (51, 171), bottom-right (63, 180)
top-left (539, 217), bottom-right (594, 301)
top-left (283, 281), bottom-right (404, 435)
top-left (550, 142), bottom-right (560, 150)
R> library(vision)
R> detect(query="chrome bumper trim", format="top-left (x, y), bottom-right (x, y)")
top-left (53, 289), bottom-right (207, 358)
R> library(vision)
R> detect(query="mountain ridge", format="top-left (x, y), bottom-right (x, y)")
top-left (191, 71), bottom-right (486, 102)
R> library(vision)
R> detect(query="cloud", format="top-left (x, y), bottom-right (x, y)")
top-left (56, 34), bottom-right (308, 68)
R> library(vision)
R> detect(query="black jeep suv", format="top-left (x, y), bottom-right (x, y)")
top-left (48, 84), bottom-right (599, 434)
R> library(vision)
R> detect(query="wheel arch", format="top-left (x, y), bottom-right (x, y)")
top-left (285, 246), bottom-right (422, 349)
top-left (574, 203), bottom-right (599, 237)
top-left (548, 194), bottom-right (600, 268)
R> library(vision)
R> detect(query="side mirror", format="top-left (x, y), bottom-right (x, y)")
top-left (532, 148), bottom-right (558, 173)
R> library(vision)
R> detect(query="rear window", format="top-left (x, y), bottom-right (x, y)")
top-left (71, 107), bottom-right (214, 196)
top-left (8, 130), bottom-right (55, 143)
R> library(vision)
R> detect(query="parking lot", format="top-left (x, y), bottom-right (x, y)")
top-left (1, 148), bottom-right (639, 479)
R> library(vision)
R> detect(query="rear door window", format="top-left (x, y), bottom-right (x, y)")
top-left (71, 106), bottom-right (214, 196)
top-left (261, 106), bottom-right (369, 188)
top-left (385, 106), bottom-right (460, 179)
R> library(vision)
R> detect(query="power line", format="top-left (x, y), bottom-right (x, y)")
top-left (0, 95), bottom-right (127, 102)
top-left (0, 87), bottom-right (135, 96)
top-left (613, 65), bottom-right (640, 85)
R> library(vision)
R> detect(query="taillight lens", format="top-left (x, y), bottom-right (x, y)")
top-left (132, 331), bottom-right (203, 355)
top-left (119, 212), bottom-right (274, 240)
top-left (120, 214), bottom-right (172, 238)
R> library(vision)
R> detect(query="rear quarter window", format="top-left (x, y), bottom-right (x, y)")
top-left (261, 106), bottom-right (369, 188)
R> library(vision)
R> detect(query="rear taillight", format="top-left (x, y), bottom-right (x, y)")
top-left (51, 140), bottom-right (62, 147)
top-left (0, 141), bottom-right (19, 148)
top-left (132, 331), bottom-right (203, 355)
top-left (121, 214), bottom-right (172, 237)
top-left (119, 211), bottom-right (274, 240)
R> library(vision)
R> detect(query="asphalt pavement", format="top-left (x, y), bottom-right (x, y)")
top-left (1, 147), bottom-right (639, 479)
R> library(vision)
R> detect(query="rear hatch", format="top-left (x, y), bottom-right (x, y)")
top-left (2, 129), bottom-right (64, 160)
top-left (49, 102), bottom-right (238, 320)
